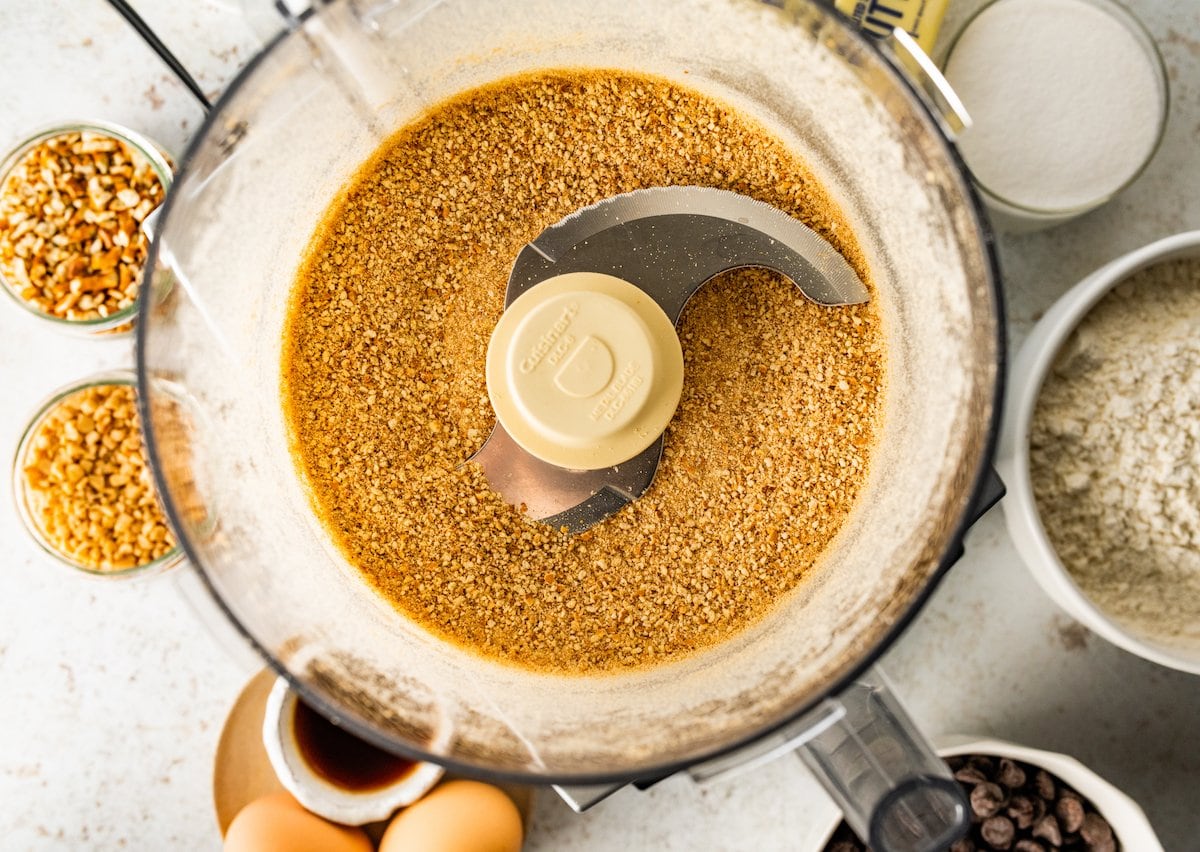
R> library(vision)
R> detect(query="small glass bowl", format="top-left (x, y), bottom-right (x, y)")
top-left (12, 370), bottom-right (184, 579)
top-left (942, 0), bottom-right (1168, 232)
top-left (0, 121), bottom-right (173, 335)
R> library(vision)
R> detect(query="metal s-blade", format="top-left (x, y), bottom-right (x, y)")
top-left (473, 186), bottom-right (871, 534)
top-left (469, 429), bottom-right (663, 534)
top-left (505, 186), bottom-right (868, 317)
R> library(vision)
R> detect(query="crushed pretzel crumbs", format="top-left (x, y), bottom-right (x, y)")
top-left (282, 70), bottom-right (885, 673)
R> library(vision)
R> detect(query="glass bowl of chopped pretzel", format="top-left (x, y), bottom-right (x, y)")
top-left (996, 230), bottom-right (1200, 675)
top-left (0, 121), bottom-right (171, 335)
top-left (12, 370), bottom-right (182, 578)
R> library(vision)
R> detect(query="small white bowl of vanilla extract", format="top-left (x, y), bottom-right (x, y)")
top-left (262, 677), bottom-right (444, 825)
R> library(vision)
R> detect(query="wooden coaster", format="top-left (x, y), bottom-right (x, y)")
top-left (213, 668), bottom-right (286, 836)
top-left (213, 669), bottom-right (535, 840)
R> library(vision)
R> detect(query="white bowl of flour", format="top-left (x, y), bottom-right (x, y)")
top-left (998, 231), bottom-right (1200, 675)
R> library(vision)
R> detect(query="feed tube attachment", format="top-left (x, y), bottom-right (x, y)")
top-left (795, 666), bottom-right (969, 852)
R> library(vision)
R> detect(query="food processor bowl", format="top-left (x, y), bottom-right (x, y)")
top-left (137, 0), bottom-right (1000, 784)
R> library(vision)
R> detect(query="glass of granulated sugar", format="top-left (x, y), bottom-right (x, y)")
top-left (943, 0), bottom-right (1167, 232)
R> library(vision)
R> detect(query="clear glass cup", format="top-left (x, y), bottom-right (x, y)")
top-left (0, 121), bottom-right (173, 335)
top-left (12, 370), bottom-right (184, 578)
top-left (942, 0), bottom-right (1169, 232)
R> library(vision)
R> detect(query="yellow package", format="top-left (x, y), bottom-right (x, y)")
top-left (832, 0), bottom-right (951, 54)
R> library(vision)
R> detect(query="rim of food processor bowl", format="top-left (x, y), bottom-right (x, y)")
top-left (135, 1), bottom-right (1006, 787)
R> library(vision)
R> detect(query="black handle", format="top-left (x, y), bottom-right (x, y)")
top-left (103, 0), bottom-right (212, 112)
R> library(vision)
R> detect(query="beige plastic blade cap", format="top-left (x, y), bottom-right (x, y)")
top-left (486, 272), bottom-right (685, 470)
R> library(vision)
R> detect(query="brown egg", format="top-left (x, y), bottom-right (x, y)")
top-left (224, 791), bottom-right (374, 852)
top-left (379, 780), bottom-right (524, 852)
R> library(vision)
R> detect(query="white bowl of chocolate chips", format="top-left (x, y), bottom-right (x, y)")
top-left (816, 736), bottom-right (1163, 852)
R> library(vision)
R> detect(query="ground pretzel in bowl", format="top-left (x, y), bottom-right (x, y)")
top-left (282, 69), bottom-right (885, 674)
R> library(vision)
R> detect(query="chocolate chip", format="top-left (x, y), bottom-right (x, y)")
top-left (950, 838), bottom-right (978, 852)
top-left (956, 766), bottom-right (990, 785)
top-left (1080, 812), bottom-right (1116, 851)
top-left (997, 758), bottom-right (1027, 790)
top-left (1013, 841), bottom-right (1046, 852)
top-left (1007, 795), bottom-right (1037, 829)
top-left (1032, 814), bottom-right (1063, 846)
top-left (981, 815), bottom-right (1016, 850)
top-left (1056, 794), bottom-right (1086, 833)
top-left (971, 782), bottom-right (1007, 818)
top-left (1034, 770), bottom-right (1056, 801)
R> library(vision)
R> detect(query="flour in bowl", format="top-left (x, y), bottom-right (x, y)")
top-left (1031, 258), bottom-right (1200, 650)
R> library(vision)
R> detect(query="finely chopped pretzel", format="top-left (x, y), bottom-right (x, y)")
top-left (282, 70), bottom-right (885, 672)
top-left (20, 383), bottom-right (176, 571)
top-left (0, 130), bottom-right (164, 322)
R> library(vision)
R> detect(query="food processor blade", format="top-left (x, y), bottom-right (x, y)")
top-left (508, 186), bottom-right (868, 316)
top-left (469, 187), bottom-right (868, 532)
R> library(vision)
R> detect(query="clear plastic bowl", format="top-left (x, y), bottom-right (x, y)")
top-left (0, 121), bottom-right (173, 336)
top-left (137, 0), bottom-right (1002, 784)
top-left (12, 370), bottom-right (184, 578)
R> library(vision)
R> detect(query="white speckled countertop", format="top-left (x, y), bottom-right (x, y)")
top-left (1, 1), bottom-right (1197, 849)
